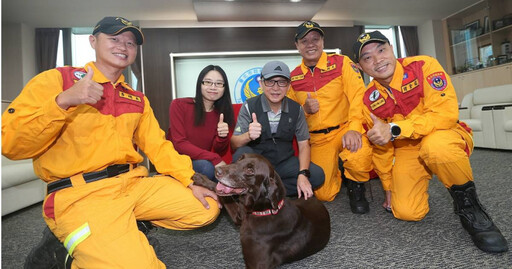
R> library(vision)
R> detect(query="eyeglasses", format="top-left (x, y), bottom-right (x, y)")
top-left (263, 79), bottom-right (289, 87)
top-left (202, 80), bottom-right (225, 88)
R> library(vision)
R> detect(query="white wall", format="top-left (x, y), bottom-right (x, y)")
top-left (418, 20), bottom-right (448, 70)
top-left (1, 23), bottom-right (36, 102)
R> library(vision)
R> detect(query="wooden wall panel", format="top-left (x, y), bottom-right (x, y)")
top-left (141, 26), bottom-right (363, 134)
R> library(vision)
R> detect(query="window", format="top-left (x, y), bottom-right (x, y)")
top-left (361, 26), bottom-right (408, 84)
top-left (71, 28), bottom-right (96, 67)
top-left (364, 26), bottom-right (407, 58)
top-left (56, 30), bottom-right (64, 67)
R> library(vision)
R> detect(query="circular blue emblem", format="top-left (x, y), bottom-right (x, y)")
top-left (234, 67), bottom-right (263, 104)
top-left (431, 76), bottom-right (446, 90)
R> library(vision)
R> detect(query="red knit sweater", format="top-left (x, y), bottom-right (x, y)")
top-left (167, 98), bottom-right (229, 165)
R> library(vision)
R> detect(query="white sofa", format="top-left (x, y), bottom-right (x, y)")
top-left (459, 84), bottom-right (512, 150)
top-left (2, 101), bottom-right (46, 216)
top-left (1, 155), bottom-right (46, 216)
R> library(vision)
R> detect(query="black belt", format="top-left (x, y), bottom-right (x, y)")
top-left (47, 164), bottom-right (130, 194)
top-left (310, 125), bottom-right (340, 134)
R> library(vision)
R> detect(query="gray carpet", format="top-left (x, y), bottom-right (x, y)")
top-left (2, 148), bottom-right (512, 268)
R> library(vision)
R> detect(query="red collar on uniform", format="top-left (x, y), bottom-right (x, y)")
top-left (251, 199), bottom-right (285, 216)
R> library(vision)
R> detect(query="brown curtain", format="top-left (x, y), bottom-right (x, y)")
top-left (131, 47), bottom-right (142, 91)
top-left (335, 25), bottom-right (365, 61)
top-left (61, 28), bottom-right (72, 66)
top-left (35, 28), bottom-right (60, 73)
top-left (400, 26), bottom-right (419, 56)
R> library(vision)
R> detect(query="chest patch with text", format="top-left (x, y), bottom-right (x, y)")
top-left (119, 91), bottom-right (142, 102)
top-left (370, 98), bottom-right (386, 110)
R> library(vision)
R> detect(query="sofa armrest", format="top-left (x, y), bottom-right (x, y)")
top-left (479, 106), bottom-right (497, 148)
top-left (459, 107), bottom-right (470, 120)
top-left (492, 104), bottom-right (512, 150)
top-left (482, 105), bottom-right (494, 111)
top-left (492, 104), bottom-right (512, 110)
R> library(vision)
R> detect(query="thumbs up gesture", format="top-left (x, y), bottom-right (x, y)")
top-left (248, 113), bottom-right (262, 141)
top-left (367, 113), bottom-right (392, 145)
top-left (217, 113), bottom-right (229, 138)
top-left (56, 67), bottom-right (104, 110)
top-left (303, 92), bottom-right (320, 114)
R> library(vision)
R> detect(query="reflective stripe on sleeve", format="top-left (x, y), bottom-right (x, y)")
top-left (64, 222), bottom-right (91, 255)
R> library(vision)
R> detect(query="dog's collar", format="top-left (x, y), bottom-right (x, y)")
top-left (251, 199), bottom-right (285, 216)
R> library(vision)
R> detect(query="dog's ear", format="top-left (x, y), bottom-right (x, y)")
top-left (264, 167), bottom-right (285, 210)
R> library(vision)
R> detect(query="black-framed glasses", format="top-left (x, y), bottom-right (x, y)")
top-left (263, 79), bottom-right (289, 87)
top-left (202, 80), bottom-right (225, 88)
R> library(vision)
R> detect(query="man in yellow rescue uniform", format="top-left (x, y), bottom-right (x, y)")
top-left (2, 17), bottom-right (221, 268)
top-left (287, 21), bottom-right (374, 214)
top-left (353, 31), bottom-right (508, 253)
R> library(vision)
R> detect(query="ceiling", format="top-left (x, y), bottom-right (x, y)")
top-left (2, 0), bottom-right (480, 28)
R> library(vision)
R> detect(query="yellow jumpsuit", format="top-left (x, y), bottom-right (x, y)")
top-left (288, 53), bottom-right (373, 201)
top-left (363, 56), bottom-right (474, 221)
top-left (2, 62), bottom-right (220, 268)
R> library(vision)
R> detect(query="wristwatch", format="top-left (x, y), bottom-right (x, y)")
top-left (298, 169), bottom-right (311, 178)
top-left (389, 123), bottom-right (401, 141)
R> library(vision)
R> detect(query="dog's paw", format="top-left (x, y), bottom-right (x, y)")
top-left (192, 173), bottom-right (217, 191)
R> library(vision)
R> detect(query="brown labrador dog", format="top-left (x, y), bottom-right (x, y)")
top-left (194, 153), bottom-right (330, 269)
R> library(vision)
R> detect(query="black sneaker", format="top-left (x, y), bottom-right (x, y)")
top-left (54, 244), bottom-right (73, 269)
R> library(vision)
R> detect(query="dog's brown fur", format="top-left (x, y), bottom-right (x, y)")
top-left (194, 153), bottom-right (330, 269)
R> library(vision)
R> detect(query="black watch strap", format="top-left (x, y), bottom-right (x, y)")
top-left (298, 169), bottom-right (311, 178)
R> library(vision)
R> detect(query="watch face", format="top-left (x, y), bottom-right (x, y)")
top-left (391, 125), bottom-right (401, 136)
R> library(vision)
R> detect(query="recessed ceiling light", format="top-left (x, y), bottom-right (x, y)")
top-left (290, 0), bottom-right (301, 2)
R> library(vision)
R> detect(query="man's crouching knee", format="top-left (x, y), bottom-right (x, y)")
top-left (392, 205), bottom-right (429, 222)
top-left (196, 197), bottom-right (221, 227)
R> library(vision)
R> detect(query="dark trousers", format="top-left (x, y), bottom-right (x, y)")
top-left (232, 146), bottom-right (325, 196)
top-left (192, 159), bottom-right (216, 182)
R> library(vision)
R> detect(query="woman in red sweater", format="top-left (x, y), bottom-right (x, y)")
top-left (168, 65), bottom-right (234, 182)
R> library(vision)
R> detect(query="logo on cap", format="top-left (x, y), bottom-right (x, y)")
top-left (304, 22), bottom-right (315, 28)
top-left (274, 66), bottom-right (282, 71)
top-left (117, 17), bottom-right (133, 26)
top-left (358, 34), bottom-right (371, 43)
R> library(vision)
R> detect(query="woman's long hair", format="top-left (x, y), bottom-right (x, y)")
top-left (194, 65), bottom-right (234, 126)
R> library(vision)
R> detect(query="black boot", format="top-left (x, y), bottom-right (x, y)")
top-left (54, 247), bottom-right (73, 269)
top-left (345, 179), bottom-right (369, 214)
top-left (137, 221), bottom-right (161, 257)
top-left (448, 181), bottom-right (508, 253)
top-left (24, 226), bottom-right (69, 269)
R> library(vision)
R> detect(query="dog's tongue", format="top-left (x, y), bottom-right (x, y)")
top-left (216, 182), bottom-right (234, 194)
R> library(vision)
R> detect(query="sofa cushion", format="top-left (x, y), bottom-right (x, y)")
top-left (1, 156), bottom-right (38, 189)
top-left (473, 85), bottom-right (512, 106)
